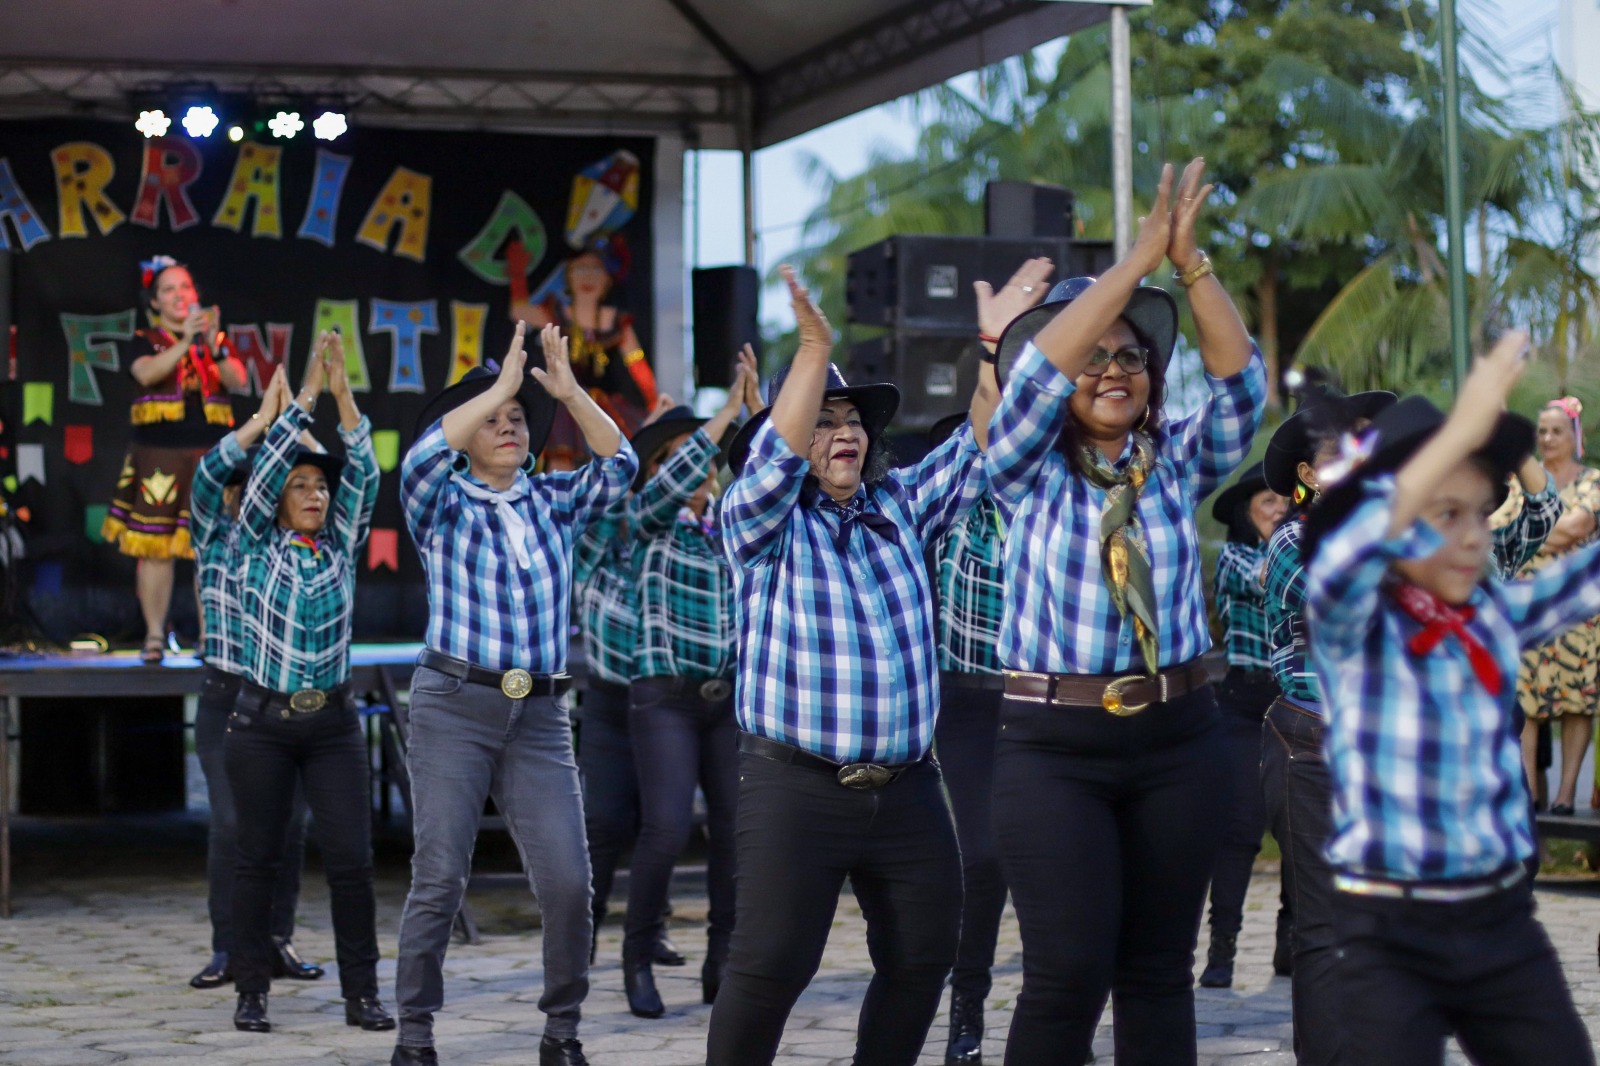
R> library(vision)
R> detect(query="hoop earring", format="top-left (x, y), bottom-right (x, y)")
top-left (1138, 406), bottom-right (1153, 433)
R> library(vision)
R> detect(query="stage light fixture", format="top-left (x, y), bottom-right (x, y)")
top-left (182, 105), bottom-right (220, 138)
top-left (135, 109), bottom-right (171, 138)
top-left (312, 111), bottom-right (348, 141)
top-left (227, 124), bottom-right (245, 142)
top-left (269, 111), bottom-right (305, 139)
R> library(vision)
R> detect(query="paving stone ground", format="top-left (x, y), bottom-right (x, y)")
top-left (3, 831), bottom-right (1600, 1065)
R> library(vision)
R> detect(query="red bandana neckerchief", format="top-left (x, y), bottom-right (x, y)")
top-left (1389, 581), bottom-right (1502, 696)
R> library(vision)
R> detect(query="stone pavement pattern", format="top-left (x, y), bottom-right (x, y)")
top-left (2, 862), bottom-right (1599, 1065)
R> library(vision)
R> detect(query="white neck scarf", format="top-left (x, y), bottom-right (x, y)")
top-left (451, 473), bottom-right (533, 569)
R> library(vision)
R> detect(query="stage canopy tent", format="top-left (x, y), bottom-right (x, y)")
top-left (0, 0), bottom-right (1111, 148)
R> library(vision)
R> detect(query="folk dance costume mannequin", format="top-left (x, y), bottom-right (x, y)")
top-left (209, 335), bottom-right (385, 1035)
top-left (706, 268), bottom-right (990, 1066)
top-left (187, 365), bottom-right (321, 991)
top-left (1301, 338), bottom-right (1594, 1066)
top-left (103, 256), bottom-right (247, 662)
top-left (619, 359), bottom-right (758, 1017)
top-left (985, 161), bottom-right (1265, 1066)
top-left (1260, 387), bottom-right (1555, 1066)
top-left (393, 323), bottom-right (637, 1066)
top-left (1197, 462), bottom-right (1288, 990)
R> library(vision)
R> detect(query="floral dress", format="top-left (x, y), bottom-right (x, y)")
top-left (1517, 466), bottom-right (1600, 719)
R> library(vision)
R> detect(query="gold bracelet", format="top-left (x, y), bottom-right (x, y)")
top-left (1175, 253), bottom-right (1214, 288)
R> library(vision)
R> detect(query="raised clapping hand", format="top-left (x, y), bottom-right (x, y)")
top-left (1449, 330), bottom-right (1531, 448)
top-left (1129, 163), bottom-right (1175, 279)
top-left (533, 322), bottom-right (581, 403)
top-left (320, 330), bottom-right (351, 401)
top-left (1167, 158), bottom-right (1215, 275)
top-left (736, 344), bottom-right (765, 414)
top-left (781, 265), bottom-right (833, 359)
top-left (297, 334), bottom-right (328, 409)
top-left (255, 365), bottom-right (290, 422)
top-left (975, 257), bottom-right (1055, 352)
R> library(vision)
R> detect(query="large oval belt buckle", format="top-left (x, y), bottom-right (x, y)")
top-left (1102, 675), bottom-right (1150, 717)
top-left (837, 763), bottom-right (893, 790)
top-left (699, 679), bottom-right (733, 702)
top-left (501, 668), bottom-right (534, 699)
top-left (289, 689), bottom-right (327, 713)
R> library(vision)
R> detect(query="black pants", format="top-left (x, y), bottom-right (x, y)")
top-left (1205, 668), bottom-right (1282, 939)
top-left (226, 688), bottom-right (379, 999)
top-left (934, 676), bottom-right (1007, 998)
top-left (1263, 697), bottom-right (1341, 1065)
top-left (623, 677), bottom-right (739, 960)
top-left (576, 679), bottom-right (638, 929)
top-left (1333, 882), bottom-right (1594, 1066)
top-left (706, 744), bottom-right (962, 1066)
top-left (993, 686), bottom-right (1226, 1066)
top-left (194, 664), bottom-right (306, 953)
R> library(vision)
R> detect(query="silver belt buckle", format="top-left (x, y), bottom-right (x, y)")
top-left (699, 679), bottom-right (733, 701)
top-left (288, 688), bottom-right (327, 713)
top-left (836, 763), bottom-right (894, 790)
top-left (501, 668), bottom-right (534, 699)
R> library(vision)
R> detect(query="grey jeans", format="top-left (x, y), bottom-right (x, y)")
top-left (394, 666), bottom-right (593, 1046)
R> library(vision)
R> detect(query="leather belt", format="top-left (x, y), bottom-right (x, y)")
top-left (417, 649), bottom-right (571, 700)
top-left (636, 675), bottom-right (735, 702)
top-left (1334, 864), bottom-right (1525, 903)
top-left (1002, 661), bottom-right (1210, 716)
top-left (737, 732), bottom-right (920, 791)
top-left (238, 678), bottom-right (350, 719)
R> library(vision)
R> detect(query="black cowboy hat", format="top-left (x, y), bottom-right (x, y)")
top-left (727, 362), bottom-right (899, 477)
top-left (629, 404), bottom-right (742, 491)
top-left (1263, 390), bottom-right (1397, 497)
top-left (1301, 396), bottom-right (1533, 564)
top-left (1208, 461), bottom-right (1273, 527)
top-left (282, 444), bottom-right (345, 485)
top-left (413, 363), bottom-right (558, 458)
top-left (926, 411), bottom-right (969, 451)
top-left (992, 276), bottom-right (1179, 387)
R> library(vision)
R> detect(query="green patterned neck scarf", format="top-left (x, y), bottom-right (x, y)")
top-left (1080, 433), bottom-right (1160, 676)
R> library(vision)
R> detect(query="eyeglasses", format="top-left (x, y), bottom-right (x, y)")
top-left (1083, 346), bottom-right (1150, 376)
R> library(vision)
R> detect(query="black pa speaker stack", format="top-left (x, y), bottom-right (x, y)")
top-left (691, 265), bottom-right (760, 389)
top-left (843, 182), bottom-right (1114, 430)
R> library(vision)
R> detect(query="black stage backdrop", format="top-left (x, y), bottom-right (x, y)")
top-left (0, 118), bottom-right (654, 642)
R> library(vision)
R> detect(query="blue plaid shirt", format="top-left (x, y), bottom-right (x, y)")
top-left (401, 422), bottom-right (637, 673)
top-left (986, 340), bottom-right (1267, 673)
top-left (573, 503), bottom-right (638, 687)
top-left (218, 404), bottom-right (379, 692)
top-left (1215, 540), bottom-right (1272, 672)
top-left (630, 430), bottom-right (736, 680)
top-left (932, 493), bottom-right (1005, 675)
top-left (190, 449), bottom-right (247, 676)
top-left (721, 418), bottom-right (985, 764)
top-left (1307, 476), bottom-right (1600, 882)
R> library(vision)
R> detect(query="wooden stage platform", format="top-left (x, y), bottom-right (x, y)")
top-left (0, 642), bottom-right (427, 919)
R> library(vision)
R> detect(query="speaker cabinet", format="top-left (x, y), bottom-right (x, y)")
top-left (985, 181), bottom-right (1076, 238)
top-left (845, 236), bottom-right (1115, 330)
top-left (691, 266), bottom-right (760, 389)
top-left (846, 332), bottom-right (989, 432)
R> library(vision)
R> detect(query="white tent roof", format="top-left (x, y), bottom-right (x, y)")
top-left (0, 0), bottom-right (1111, 146)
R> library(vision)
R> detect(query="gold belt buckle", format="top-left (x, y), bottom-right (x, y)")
top-left (699, 679), bottom-right (733, 702)
top-left (501, 668), bottom-right (534, 699)
top-left (1102, 675), bottom-right (1150, 717)
top-left (837, 763), bottom-right (894, 790)
top-left (289, 688), bottom-right (327, 713)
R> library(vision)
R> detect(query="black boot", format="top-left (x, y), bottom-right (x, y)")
top-left (390, 1046), bottom-right (439, 1066)
top-left (702, 932), bottom-right (730, 1005)
top-left (1199, 931), bottom-right (1237, 988)
top-left (233, 991), bottom-right (270, 1032)
top-left (1273, 912), bottom-right (1294, 977)
top-left (190, 951), bottom-right (231, 989)
top-left (271, 936), bottom-right (325, 980)
top-left (623, 952), bottom-right (665, 1018)
top-left (654, 930), bottom-right (687, 967)
top-left (539, 1035), bottom-right (590, 1066)
top-left (346, 995), bottom-right (396, 1031)
top-left (945, 988), bottom-right (984, 1064)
